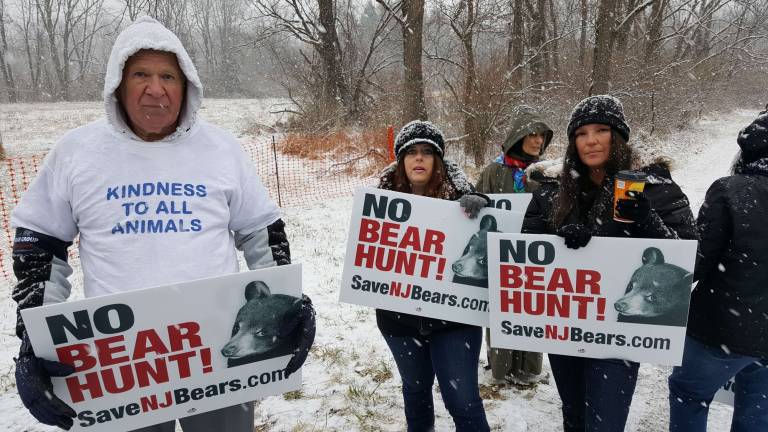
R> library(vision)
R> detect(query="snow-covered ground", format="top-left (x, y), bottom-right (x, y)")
top-left (0, 101), bottom-right (759, 431)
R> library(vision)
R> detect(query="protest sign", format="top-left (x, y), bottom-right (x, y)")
top-left (21, 264), bottom-right (303, 431)
top-left (339, 187), bottom-right (531, 327)
top-left (487, 234), bottom-right (697, 365)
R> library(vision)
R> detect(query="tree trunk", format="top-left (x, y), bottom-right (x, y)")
top-left (401, 0), bottom-right (427, 122)
top-left (0, 0), bottom-right (17, 103)
top-left (579, 0), bottom-right (588, 68)
top-left (459, 0), bottom-right (484, 166)
top-left (528, 0), bottom-right (548, 83)
top-left (507, 0), bottom-right (524, 89)
top-left (590, 0), bottom-right (616, 95)
top-left (317, 0), bottom-right (349, 111)
top-left (548, 0), bottom-right (559, 80)
top-left (0, 128), bottom-right (5, 160)
top-left (643, 0), bottom-right (667, 63)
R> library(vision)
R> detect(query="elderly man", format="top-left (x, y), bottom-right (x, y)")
top-left (11, 17), bottom-right (315, 431)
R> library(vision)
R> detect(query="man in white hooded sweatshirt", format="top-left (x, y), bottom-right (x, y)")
top-left (11, 17), bottom-right (315, 431)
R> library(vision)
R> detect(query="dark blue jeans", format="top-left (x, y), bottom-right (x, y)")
top-left (549, 354), bottom-right (639, 432)
top-left (669, 336), bottom-right (768, 432)
top-left (382, 326), bottom-right (490, 432)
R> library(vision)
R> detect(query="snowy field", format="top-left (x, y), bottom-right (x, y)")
top-left (0, 99), bottom-right (759, 431)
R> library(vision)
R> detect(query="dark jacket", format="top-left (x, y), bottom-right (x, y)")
top-left (522, 163), bottom-right (697, 242)
top-left (688, 156), bottom-right (768, 358)
top-left (475, 108), bottom-right (553, 194)
top-left (375, 159), bottom-right (476, 337)
top-left (522, 163), bottom-right (697, 329)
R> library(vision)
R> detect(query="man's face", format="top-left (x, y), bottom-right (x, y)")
top-left (118, 50), bottom-right (186, 141)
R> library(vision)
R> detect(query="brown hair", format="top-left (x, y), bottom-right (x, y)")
top-left (551, 130), bottom-right (635, 228)
top-left (391, 155), bottom-right (452, 199)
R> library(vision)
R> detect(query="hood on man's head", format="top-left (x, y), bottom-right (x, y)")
top-left (104, 16), bottom-right (203, 141)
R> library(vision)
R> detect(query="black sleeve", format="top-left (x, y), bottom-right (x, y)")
top-left (693, 179), bottom-right (732, 282)
top-left (522, 186), bottom-right (555, 234)
top-left (636, 174), bottom-right (698, 240)
top-left (12, 228), bottom-right (73, 339)
top-left (235, 218), bottom-right (291, 268)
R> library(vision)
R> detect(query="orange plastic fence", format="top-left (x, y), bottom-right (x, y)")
top-left (0, 137), bottom-right (384, 281)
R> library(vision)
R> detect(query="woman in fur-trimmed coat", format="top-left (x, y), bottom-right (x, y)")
top-left (522, 96), bottom-right (697, 432)
top-left (375, 120), bottom-right (490, 432)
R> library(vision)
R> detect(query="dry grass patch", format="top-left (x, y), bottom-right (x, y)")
top-left (279, 128), bottom-right (391, 177)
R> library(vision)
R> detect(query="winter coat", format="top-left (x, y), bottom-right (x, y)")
top-left (688, 161), bottom-right (768, 358)
top-left (375, 159), bottom-right (476, 337)
top-left (521, 163), bottom-right (697, 330)
top-left (522, 162), bottom-right (697, 242)
top-left (475, 109), bottom-right (553, 194)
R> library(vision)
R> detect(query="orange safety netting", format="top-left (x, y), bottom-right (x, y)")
top-left (0, 131), bottom-right (395, 281)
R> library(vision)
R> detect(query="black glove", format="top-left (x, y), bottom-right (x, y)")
top-left (458, 193), bottom-right (491, 219)
top-left (556, 224), bottom-right (593, 249)
top-left (15, 335), bottom-right (76, 430)
top-left (280, 294), bottom-right (316, 378)
top-left (615, 191), bottom-right (652, 224)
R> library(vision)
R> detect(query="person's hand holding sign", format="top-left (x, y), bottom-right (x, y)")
top-left (459, 193), bottom-right (491, 219)
top-left (15, 334), bottom-right (77, 430)
top-left (280, 295), bottom-right (316, 378)
top-left (556, 224), bottom-right (593, 249)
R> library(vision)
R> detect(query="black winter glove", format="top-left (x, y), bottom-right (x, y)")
top-left (15, 335), bottom-right (76, 430)
top-left (458, 193), bottom-right (491, 219)
top-left (615, 191), bottom-right (652, 224)
top-left (556, 224), bottom-right (593, 249)
top-left (280, 294), bottom-right (316, 378)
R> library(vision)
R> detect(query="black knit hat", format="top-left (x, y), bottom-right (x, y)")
top-left (737, 111), bottom-right (768, 163)
top-left (394, 120), bottom-right (445, 158)
top-left (567, 95), bottom-right (630, 142)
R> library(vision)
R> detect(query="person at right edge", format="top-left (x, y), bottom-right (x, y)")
top-left (668, 109), bottom-right (768, 432)
top-left (475, 106), bottom-right (553, 386)
top-left (521, 95), bottom-right (697, 431)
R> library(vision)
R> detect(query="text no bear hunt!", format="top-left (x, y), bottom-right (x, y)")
top-left (339, 187), bottom-right (531, 327)
top-left (21, 265), bottom-right (303, 432)
top-left (487, 234), bottom-right (698, 366)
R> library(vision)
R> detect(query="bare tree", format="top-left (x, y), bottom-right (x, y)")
top-left (0, 0), bottom-right (18, 102)
top-left (250, 0), bottom-right (349, 111)
top-left (507, 0), bottom-right (524, 88)
top-left (400, 0), bottom-right (428, 121)
top-left (0, 128), bottom-right (5, 160)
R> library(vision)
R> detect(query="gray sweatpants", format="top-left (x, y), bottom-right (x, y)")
top-left (130, 403), bottom-right (255, 432)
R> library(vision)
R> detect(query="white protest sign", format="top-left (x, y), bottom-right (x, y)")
top-left (339, 187), bottom-right (531, 327)
top-left (488, 234), bottom-right (697, 365)
top-left (21, 264), bottom-right (303, 431)
top-left (485, 193), bottom-right (533, 213)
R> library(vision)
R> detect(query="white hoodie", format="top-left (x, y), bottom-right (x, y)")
top-left (12, 17), bottom-right (281, 299)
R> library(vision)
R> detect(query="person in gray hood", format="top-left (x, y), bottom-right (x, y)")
top-left (11, 17), bottom-right (315, 431)
top-left (475, 106), bottom-right (553, 385)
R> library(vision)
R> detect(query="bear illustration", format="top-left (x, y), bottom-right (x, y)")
top-left (614, 247), bottom-right (693, 326)
top-left (221, 281), bottom-right (301, 367)
top-left (451, 214), bottom-right (499, 288)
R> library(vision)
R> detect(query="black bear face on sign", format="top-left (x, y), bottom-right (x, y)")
top-left (221, 281), bottom-right (301, 367)
top-left (451, 215), bottom-right (499, 288)
top-left (614, 247), bottom-right (693, 327)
